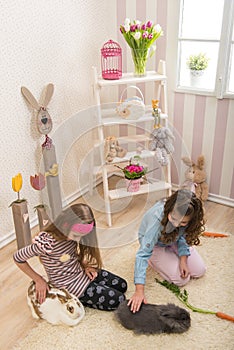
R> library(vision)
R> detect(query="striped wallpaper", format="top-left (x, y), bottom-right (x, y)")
top-left (116, 0), bottom-right (234, 205)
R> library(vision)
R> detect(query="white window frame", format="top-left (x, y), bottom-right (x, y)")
top-left (176, 0), bottom-right (234, 99)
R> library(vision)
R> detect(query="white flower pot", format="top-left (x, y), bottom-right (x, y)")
top-left (190, 70), bottom-right (205, 87)
top-left (190, 69), bottom-right (205, 77)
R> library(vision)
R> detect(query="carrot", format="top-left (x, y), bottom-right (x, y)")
top-left (202, 232), bottom-right (229, 238)
top-left (216, 312), bottom-right (234, 322)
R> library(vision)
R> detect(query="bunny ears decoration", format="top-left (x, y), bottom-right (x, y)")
top-left (21, 84), bottom-right (54, 148)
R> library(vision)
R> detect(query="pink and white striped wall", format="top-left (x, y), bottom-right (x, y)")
top-left (116, 0), bottom-right (234, 205)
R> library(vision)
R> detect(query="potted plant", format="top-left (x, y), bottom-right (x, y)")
top-left (186, 52), bottom-right (209, 77)
top-left (115, 156), bottom-right (147, 192)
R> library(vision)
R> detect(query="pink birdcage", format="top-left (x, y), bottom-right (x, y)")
top-left (101, 40), bottom-right (122, 80)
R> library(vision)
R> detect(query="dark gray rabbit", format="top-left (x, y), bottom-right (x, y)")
top-left (115, 300), bottom-right (191, 334)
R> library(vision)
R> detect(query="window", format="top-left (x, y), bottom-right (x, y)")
top-left (177, 0), bottom-right (234, 98)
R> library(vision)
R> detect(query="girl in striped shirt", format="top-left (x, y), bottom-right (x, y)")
top-left (13, 203), bottom-right (127, 311)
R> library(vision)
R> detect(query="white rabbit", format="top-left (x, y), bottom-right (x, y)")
top-left (21, 84), bottom-right (54, 137)
top-left (27, 281), bottom-right (85, 326)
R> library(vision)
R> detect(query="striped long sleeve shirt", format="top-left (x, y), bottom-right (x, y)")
top-left (13, 231), bottom-right (91, 297)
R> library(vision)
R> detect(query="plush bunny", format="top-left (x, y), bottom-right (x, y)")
top-left (27, 281), bottom-right (85, 326)
top-left (181, 155), bottom-right (208, 202)
top-left (104, 136), bottom-right (127, 163)
top-left (115, 300), bottom-right (191, 334)
top-left (21, 84), bottom-right (54, 149)
top-left (149, 126), bottom-right (175, 166)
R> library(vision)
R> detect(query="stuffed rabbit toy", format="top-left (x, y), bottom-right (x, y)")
top-left (104, 136), bottom-right (127, 163)
top-left (181, 155), bottom-right (208, 202)
top-left (149, 126), bottom-right (175, 166)
top-left (21, 83), bottom-right (54, 149)
top-left (27, 281), bottom-right (85, 326)
top-left (115, 300), bottom-right (191, 334)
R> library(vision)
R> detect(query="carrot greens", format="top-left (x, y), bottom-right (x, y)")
top-left (155, 278), bottom-right (215, 314)
top-left (155, 278), bottom-right (234, 322)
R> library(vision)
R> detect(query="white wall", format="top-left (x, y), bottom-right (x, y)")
top-left (0, 0), bottom-right (117, 247)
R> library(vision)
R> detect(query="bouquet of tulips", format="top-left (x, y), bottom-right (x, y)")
top-left (120, 18), bottom-right (163, 75)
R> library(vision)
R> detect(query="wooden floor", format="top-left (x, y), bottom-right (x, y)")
top-left (1, 179), bottom-right (234, 349)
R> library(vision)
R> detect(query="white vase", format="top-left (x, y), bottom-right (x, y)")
top-left (190, 69), bottom-right (205, 77)
top-left (190, 70), bottom-right (205, 87)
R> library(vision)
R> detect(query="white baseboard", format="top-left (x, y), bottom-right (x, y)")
top-left (207, 193), bottom-right (234, 207)
top-left (172, 184), bottom-right (234, 207)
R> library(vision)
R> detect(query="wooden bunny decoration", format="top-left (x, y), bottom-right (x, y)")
top-left (21, 84), bottom-right (54, 149)
top-left (21, 83), bottom-right (62, 220)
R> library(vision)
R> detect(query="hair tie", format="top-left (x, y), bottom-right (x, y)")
top-left (71, 222), bottom-right (94, 235)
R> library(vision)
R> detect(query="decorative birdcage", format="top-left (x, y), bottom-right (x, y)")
top-left (101, 40), bottom-right (122, 80)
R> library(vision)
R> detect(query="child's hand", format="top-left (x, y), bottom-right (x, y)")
top-left (128, 291), bottom-right (147, 313)
top-left (179, 258), bottom-right (190, 278)
top-left (35, 277), bottom-right (49, 304)
top-left (85, 267), bottom-right (98, 281)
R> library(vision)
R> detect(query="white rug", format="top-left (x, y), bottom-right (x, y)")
top-left (14, 235), bottom-right (234, 350)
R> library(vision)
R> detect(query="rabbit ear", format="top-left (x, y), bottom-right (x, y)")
top-left (21, 86), bottom-right (40, 110)
top-left (197, 155), bottom-right (205, 169)
top-left (182, 156), bottom-right (193, 167)
top-left (41, 83), bottom-right (54, 108)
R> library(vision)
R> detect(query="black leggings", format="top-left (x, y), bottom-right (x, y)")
top-left (79, 269), bottom-right (127, 311)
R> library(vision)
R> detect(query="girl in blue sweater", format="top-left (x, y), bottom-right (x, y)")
top-left (129, 189), bottom-right (206, 313)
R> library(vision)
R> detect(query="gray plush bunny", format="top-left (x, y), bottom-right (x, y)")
top-left (115, 300), bottom-right (191, 334)
top-left (149, 126), bottom-right (175, 166)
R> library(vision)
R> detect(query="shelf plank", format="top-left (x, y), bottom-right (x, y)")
top-left (101, 112), bottom-right (168, 125)
top-left (108, 181), bottom-right (171, 200)
top-left (105, 150), bottom-right (155, 165)
top-left (97, 71), bottom-right (167, 87)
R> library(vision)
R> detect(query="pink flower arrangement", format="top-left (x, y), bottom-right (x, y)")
top-left (116, 156), bottom-right (147, 180)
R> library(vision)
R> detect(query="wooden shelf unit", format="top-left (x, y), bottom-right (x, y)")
top-left (91, 60), bottom-right (171, 226)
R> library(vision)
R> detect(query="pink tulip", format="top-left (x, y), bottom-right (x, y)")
top-left (30, 173), bottom-right (46, 191)
top-left (146, 20), bottom-right (153, 28)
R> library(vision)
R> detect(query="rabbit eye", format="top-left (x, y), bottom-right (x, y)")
top-left (67, 305), bottom-right (74, 313)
